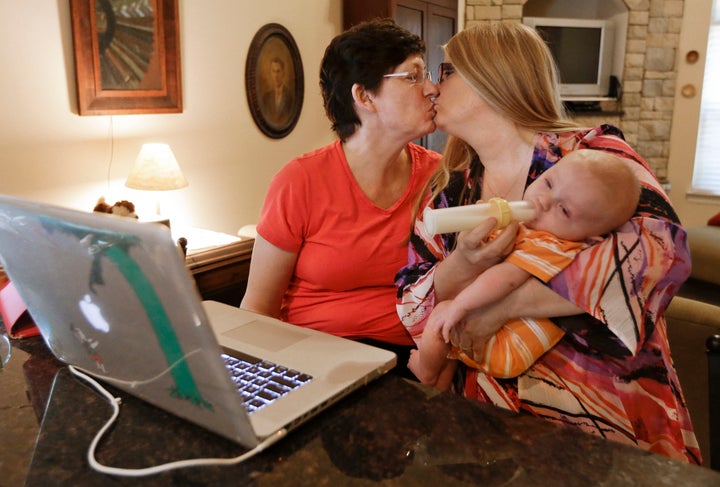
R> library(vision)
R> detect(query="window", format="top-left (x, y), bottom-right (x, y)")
top-left (692, 0), bottom-right (720, 195)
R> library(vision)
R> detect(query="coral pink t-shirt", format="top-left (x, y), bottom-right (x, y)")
top-left (257, 140), bottom-right (440, 345)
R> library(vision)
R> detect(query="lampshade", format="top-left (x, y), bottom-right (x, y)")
top-left (125, 143), bottom-right (188, 191)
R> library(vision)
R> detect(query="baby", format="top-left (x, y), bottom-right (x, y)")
top-left (409, 149), bottom-right (641, 389)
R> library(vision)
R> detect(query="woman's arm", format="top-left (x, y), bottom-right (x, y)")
top-left (450, 278), bottom-right (582, 361)
top-left (433, 220), bottom-right (519, 301)
top-left (440, 260), bottom-right (532, 337)
top-left (429, 260), bottom-right (533, 344)
top-left (240, 235), bottom-right (298, 318)
top-left (546, 130), bottom-right (692, 355)
top-left (396, 218), bottom-right (517, 339)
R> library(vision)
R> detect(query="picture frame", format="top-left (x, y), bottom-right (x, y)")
top-left (69, 0), bottom-right (182, 116)
top-left (245, 24), bottom-right (304, 139)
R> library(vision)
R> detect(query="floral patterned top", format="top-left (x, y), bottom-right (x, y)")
top-left (395, 125), bottom-right (700, 464)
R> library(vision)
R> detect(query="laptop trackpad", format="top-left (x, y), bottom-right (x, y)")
top-left (221, 320), bottom-right (309, 352)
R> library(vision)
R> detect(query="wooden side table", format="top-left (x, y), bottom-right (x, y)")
top-left (184, 237), bottom-right (254, 307)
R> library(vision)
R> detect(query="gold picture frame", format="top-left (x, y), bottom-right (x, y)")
top-left (245, 24), bottom-right (304, 139)
top-left (70, 0), bottom-right (182, 115)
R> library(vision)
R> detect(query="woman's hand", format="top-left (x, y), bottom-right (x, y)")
top-left (449, 303), bottom-right (508, 361)
top-left (457, 219), bottom-right (518, 267)
top-left (433, 219), bottom-right (519, 301)
top-left (450, 279), bottom-right (584, 363)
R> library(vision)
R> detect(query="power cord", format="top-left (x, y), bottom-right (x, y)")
top-left (67, 365), bottom-right (287, 477)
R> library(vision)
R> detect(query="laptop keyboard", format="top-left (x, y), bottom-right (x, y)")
top-left (222, 352), bottom-right (313, 413)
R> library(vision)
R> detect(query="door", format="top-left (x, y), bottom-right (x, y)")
top-left (395, 0), bottom-right (456, 153)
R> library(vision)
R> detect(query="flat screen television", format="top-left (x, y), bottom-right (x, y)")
top-left (523, 17), bottom-right (615, 99)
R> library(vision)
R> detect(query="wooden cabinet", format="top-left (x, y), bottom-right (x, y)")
top-left (343, 0), bottom-right (457, 153)
top-left (185, 238), bottom-right (254, 307)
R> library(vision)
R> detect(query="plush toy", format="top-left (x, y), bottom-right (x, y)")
top-left (93, 197), bottom-right (139, 219)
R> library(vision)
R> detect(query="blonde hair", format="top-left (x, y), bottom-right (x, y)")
top-left (423, 22), bottom-right (581, 211)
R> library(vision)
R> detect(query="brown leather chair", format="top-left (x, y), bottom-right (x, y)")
top-left (666, 297), bottom-right (720, 469)
top-left (707, 333), bottom-right (720, 470)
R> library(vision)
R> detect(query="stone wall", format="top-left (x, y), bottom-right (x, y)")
top-left (463, 0), bottom-right (684, 179)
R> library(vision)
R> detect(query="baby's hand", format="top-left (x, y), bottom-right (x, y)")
top-left (428, 301), bottom-right (464, 343)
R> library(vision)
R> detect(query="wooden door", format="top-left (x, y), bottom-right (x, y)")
top-left (395, 0), bottom-right (456, 152)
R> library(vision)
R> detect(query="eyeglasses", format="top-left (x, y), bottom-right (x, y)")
top-left (438, 62), bottom-right (455, 83)
top-left (383, 69), bottom-right (433, 85)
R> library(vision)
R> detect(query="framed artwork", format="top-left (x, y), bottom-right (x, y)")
top-left (245, 24), bottom-right (304, 139)
top-left (69, 0), bottom-right (182, 116)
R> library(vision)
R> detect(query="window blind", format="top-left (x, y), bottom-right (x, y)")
top-left (692, 0), bottom-right (720, 195)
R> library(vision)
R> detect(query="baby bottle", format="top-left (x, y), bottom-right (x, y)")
top-left (422, 198), bottom-right (536, 235)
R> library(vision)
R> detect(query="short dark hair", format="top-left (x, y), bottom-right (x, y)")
top-left (319, 18), bottom-right (425, 141)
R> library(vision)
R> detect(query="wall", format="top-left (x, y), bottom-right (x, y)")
top-left (0, 1), bottom-right (339, 235)
top-left (667, 0), bottom-right (720, 227)
top-left (1, 1), bottom-right (717, 233)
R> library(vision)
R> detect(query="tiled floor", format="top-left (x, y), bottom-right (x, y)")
top-left (0, 346), bottom-right (40, 487)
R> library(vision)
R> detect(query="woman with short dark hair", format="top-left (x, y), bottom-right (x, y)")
top-left (242, 19), bottom-right (440, 378)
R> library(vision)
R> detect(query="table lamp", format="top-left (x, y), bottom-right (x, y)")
top-left (125, 143), bottom-right (188, 223)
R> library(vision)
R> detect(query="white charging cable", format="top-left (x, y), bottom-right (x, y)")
top-left (67, 365), bottom-right (287, 477)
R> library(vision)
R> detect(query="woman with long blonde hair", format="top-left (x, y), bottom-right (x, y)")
top-left (396, 22), bottom-right (700, 464)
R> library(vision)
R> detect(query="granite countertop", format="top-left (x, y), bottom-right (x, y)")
top-left (0, 335), bottom-right (63, 486)
top-left (1, 336), bottom-right (716, 486)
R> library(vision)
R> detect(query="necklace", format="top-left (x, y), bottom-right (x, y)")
top-left (479, 137), bottom-right (535, 200)
top-left (482, 169), bottom-right (527, 200)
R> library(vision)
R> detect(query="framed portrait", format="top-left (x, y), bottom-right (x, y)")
top-left (245, 24), bottom-right (304, 139)
top-left (69, 0), bottom-right (182, 116)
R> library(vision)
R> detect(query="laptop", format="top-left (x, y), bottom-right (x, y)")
top-left (0, 194), bottom-right (396, 449)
